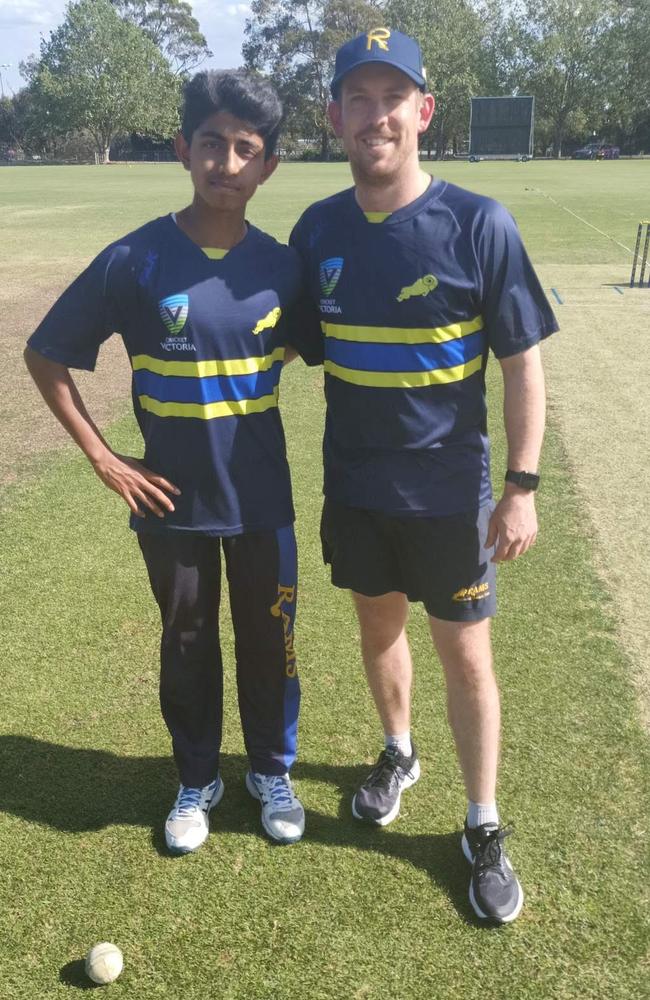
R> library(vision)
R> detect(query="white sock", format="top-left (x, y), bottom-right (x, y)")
top-left (467, 800), bottom-right (499, 828)
top-left (385, 731), bottom-right (412, 757)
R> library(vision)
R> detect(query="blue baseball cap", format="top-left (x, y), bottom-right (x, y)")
top-left (330, 28), bottom-right (427, 97)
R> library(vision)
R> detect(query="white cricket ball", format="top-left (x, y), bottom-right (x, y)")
top-left (84, 942), bottom-right (124, 985)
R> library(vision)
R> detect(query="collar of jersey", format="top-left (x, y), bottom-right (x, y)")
top-left (202, 246), bottom-right (229, 260)
top-left (351, 177), bottom-right (446, 226)
top-left (167, 213), bottom-right (254, 259)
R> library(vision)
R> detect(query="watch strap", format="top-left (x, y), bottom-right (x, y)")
top-left (505, 469), bottom-right (540, 491)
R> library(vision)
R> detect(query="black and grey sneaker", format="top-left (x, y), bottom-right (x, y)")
top-left (462, 821), bottom-right (524, 923)
top-left (351, 743), bottom-right (420, 826)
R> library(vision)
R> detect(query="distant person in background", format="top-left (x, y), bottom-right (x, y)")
top-left (25, 70), bottom-right (320, 855)
top-left (290, 28), bottom-right (559, 923)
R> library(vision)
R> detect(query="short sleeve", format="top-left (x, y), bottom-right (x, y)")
top-left (27, 245), bottom-right (129, 371)
top-left (286, 220), bottom-right (324, 366)
top-left (476, 203), bottom-right (559, 359)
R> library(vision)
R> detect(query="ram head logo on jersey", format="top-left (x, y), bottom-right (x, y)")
top-left (159, 294), bottom-right (189, 335)
top-left (253, 306), bottom-right (282, 335)
top-left (320, 258), bottom-right (344, 297)
top-left (396, 274), bottom-right (439, 302)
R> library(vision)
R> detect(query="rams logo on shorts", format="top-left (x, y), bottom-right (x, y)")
top-left (396, 274), bottom-right (438, 302)
top-left (253, 306), bottom-right (282, 335)
top-left (452, 582), bottom-right (490, 602)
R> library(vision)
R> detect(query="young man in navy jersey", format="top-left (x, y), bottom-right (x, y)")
top-left (290, 29), bottom-right (559, 923)
top-left (25, 70), bottom-right (320, 854)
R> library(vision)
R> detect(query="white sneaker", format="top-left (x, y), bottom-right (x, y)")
top-left (245, 771), bottom-right (305, 844)
top-left (165, 776), bottom-right (224, 854)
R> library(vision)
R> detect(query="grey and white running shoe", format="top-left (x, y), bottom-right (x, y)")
top-left (246, 771), bottom-right (305, 844)
top-left (165, 776), bottom-right (224, 855)
top-left (351, 743), bottom-right (420, 826)
top-left (462, 821), bottom-right (524, 924)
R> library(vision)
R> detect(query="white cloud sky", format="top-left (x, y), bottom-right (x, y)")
top-left (0, 0), bottom-right (250, 95)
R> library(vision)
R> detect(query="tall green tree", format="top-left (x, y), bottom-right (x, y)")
top-left (23, 0), bottom-right (180, 162)
top-left (386, 0), bottom-right (484, 157)
top-left (0, 89), bottom-right (50, 156)
top-left (111, 0), bottom-right (211, 75)
top-left (0, 85), bottom-right (94, 158)
top-left (498, 0), bottom-right (617, 156)
top-left (598, 0), bottom-right (650, 151)
top-left (0, 97), bottom-right (19, 149)
top-left (473, 0), bottom-right (522, 98)
top-left (243, 0), bottom-right (383, 158)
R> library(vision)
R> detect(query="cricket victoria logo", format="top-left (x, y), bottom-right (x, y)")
top-left (159, 293), bottom-right (196, 352)
top-left (319, 257), bottom-right (344, 314)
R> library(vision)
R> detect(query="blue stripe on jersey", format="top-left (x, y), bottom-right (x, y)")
top-left (133, 361), bottom-right (283, 405)
top-left (324, 329), bottom-right (485, 373)
top-left (275, 524), bottom-right (299, 770)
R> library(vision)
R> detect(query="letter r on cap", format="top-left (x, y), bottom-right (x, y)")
top-left (367, 28), bottom-right (391, 51)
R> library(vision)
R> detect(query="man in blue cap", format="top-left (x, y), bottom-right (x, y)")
top-left (290, 28), bottom-right (559, 923)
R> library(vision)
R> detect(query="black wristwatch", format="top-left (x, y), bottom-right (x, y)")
top-left (505, 469), bottom-right (540, 491)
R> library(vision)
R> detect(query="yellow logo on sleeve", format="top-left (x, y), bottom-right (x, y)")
top-left (367, 28), bottom-right (391, 51)
top-left (396, 274), bottom-right (438, 302)
top-left (253, 306), bottom-right (282, 335)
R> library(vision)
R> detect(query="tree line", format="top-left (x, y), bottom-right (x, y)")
top-left (245, 0), bottom-right (650, 157)
top-left (1, 0), bottom-right (648, 162)
top-left (0, 0), bottom-right (208, 162)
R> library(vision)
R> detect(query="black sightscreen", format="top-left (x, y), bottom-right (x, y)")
top-left (469, 97), bottom-right (535, 156)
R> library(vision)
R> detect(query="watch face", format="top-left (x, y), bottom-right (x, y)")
top-left (506, 470), bottom-right (539, 490)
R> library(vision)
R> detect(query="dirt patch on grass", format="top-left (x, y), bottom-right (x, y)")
top-left (1, 281), bottom-right (132, 488)
top-left (539, 264), bottom-right (650, 728)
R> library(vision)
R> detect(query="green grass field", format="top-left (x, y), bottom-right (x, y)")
top-left (0, 158), bottom-right (647, 266)
top-left (1, 161), bottom-right (648, 999)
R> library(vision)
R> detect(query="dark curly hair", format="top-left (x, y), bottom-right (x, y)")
top-left (181, 70), bottom-right (283, 159)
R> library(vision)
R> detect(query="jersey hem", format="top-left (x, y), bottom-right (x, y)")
top-left (323, 491), bottom-right (494, 519)
top-left (130, 515), bottom-right (296, 537)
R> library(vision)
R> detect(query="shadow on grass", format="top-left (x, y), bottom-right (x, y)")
top-left (1, 736), bottom-right (476, 923)
top-left (59, 960), bottom-right (102, 990)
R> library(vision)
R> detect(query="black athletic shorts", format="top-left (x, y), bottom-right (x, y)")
top-left (321, 498), bottom-right (497, 622)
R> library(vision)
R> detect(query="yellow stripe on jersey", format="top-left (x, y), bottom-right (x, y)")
top-left (132, 348), bottom-right (285, 378)
top-left (202, 247), bottom-right (229, 259)
top-left (137, 389), bottom-right (280, 420)
top-left (323, 353), bottom-right (484, 388)
top-left (321, 315), bottom-right (483, 345)
top-left (364, 212), bottom-right (391, 223)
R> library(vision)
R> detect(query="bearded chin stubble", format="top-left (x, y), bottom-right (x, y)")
top-left (347, 144), bottom-right (409, 189)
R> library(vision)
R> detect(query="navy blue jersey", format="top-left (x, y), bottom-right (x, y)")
top-left (290, 179), bottom-right (559, 516)
top-left (28, 215), bottom-right (319, 535)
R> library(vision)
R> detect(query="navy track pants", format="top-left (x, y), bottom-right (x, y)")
top-left (138, 526), bottom-right (300, 787)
